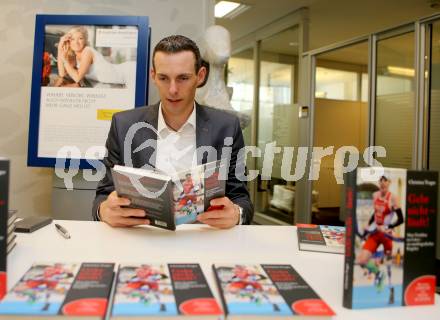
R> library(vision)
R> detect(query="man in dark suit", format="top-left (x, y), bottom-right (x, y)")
top-left (93, 35), bottom-right (253, 228)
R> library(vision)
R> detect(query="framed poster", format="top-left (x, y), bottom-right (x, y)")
top-left (27, 15), bottom-right (150, 168)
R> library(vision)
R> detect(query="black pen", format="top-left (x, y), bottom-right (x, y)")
top-left (55, 223), bottom-right (71, 239)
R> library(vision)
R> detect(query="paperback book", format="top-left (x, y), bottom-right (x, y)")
top-left (111, 263), bottom-right (222, 319)
top-left (0, 262), bottom-right (115, 319)
top-left (0, 158), bottom-right (9, 299)
top-left (6, 233), bottom-right (16, 254)
top-left (343, 167), bottom-right (438, 309)
top-left (296, 224), bottom-right (345, 254)
top-left (213, 264), bottom-right (335, 319)
top-left (111, 160), bottom-right (226, 231)
top-left (7, 210), bottom-right (17, 256)
top-left (8, 209), bottom-right (17, 232)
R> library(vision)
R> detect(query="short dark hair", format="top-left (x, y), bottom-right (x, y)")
top-left (153, 35), bottom-right (202, 72)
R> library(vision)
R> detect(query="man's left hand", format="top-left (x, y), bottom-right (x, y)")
top-left (197, 197), bottom-right (239, 229)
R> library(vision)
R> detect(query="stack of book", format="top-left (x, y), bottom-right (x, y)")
top-left (7, 210), bottom-right (17, 255)
top-left (0, 158), bottom-right (9, 300)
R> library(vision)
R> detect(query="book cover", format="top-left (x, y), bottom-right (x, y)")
top-left (0, 158), bottom-right (9, 299)
top-left (0, 263), bottom-right (79, 316)
top-left (112, 168), bottom-right (175, 230)
top-left (111, 160), bottom-right (226, 231)
top-left (213, 264), bottom-right (334, 318)
top-left (297, 224), bottom-right (345, 254)
top-left (343, 167), bottom-right (438, 309)
top-left (0, 262), bottom-right (115, 319)
top-left (59, 263), bottom-right (115, 318)
top-left (111, 263), bottom-right (221, 318)
top-left (169, 263), bottom-right (222, 316)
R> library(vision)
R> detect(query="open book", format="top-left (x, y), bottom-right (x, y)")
top-left (111, 160), bottom-right (226, 231)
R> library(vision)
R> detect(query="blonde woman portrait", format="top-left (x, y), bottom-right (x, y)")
top-left (48, 26), bottom-right (136, 88)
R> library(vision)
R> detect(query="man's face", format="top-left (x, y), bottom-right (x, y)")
top-left (151, 51), bottom-right (206, 117)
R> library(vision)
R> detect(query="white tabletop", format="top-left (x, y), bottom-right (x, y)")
top-left (8, 220), bottom-right (440, 319)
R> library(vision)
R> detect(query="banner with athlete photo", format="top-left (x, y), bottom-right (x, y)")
top-left (28, 15), bottom-right (150, 168)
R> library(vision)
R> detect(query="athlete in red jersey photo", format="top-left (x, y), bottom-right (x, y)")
top-left (357, 175), bottom-right (404, 304)
top-left (176, 173), bottom-right (198, 210)
top-left (120, 265), bottom-right (169, 311)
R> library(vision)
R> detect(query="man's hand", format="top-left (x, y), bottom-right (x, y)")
top-left (196, 197), bottom-right (239, 229)
top-left (99, 191), bottom-right (150, 227)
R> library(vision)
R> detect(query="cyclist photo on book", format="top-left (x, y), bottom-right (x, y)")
top-left (173, 167), bottom-right (205, 225)
top-left (7, 263), bottom-right (77, 313)
top-left (353, 170), bottom-right (406, 308)
top-left (216, 264), bottom-right (291, 315)
top-left (114, 264), bottom-right (176, 315)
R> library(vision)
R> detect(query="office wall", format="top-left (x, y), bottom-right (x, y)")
top-left (0, 0), bottom-right (214, 217)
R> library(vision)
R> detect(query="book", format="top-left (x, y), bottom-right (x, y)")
top-left (7, 220), bottom-right (15, 237)
top-left (0, 158), bottom-right (9, 300)
top-left (7, 210), bottom-right (18, 256)
top-left (213, 264), bottom-right (335, 319)
top-left (6, 233), bottom-right (15, 249)
top-left (296, 224), bottom-right (345, 254)
top-left (6, 241), bottom-right (16, 255)
top-left (110, 263), bottom-right (222, 319)
top-left (111, 160), bottom-right (226, 231)
top-left (0, 262), bottom-right (115, 319)
top-left (343, 167), bottom-right (438, 309)
top-left (8, 209), bottom-right (17, 230)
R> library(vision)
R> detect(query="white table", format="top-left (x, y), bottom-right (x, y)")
top-left (8, 220), bottom-right (440, 319)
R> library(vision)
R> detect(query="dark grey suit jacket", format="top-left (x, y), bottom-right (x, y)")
top-left (92, 102), bottom-right (254, 224)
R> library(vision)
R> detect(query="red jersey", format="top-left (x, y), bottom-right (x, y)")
top-left (182, 179), bottom-right (194, 194)
top-left (373, 191), bottom-right (393, 226)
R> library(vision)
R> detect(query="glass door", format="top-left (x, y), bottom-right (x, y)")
top-left (255, 26), bottom-right (299, 224)
top-left (425, 21), bottom-right (440, 171)
top-left (374, 31), bottom-right (415, 168)
top-left (423, 19), bottom-right (440, 262)
top-left (311, 41), bottom-right (369, 225)
top-left (227, 48), bottom-right (255, 146)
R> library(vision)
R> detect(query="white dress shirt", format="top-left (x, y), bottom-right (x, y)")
top-left (155, 103), bottom-right (197, 177)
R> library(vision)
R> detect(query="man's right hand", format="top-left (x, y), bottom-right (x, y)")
top-left (99, 191), bottom-right (150, 227)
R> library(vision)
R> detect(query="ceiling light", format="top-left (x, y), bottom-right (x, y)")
top-left (387, 66), bottom-right (415, 77)
top-left (315, 91), bottom-right (327, 98)
top-left (215, 1), bottom-right (250, 19)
